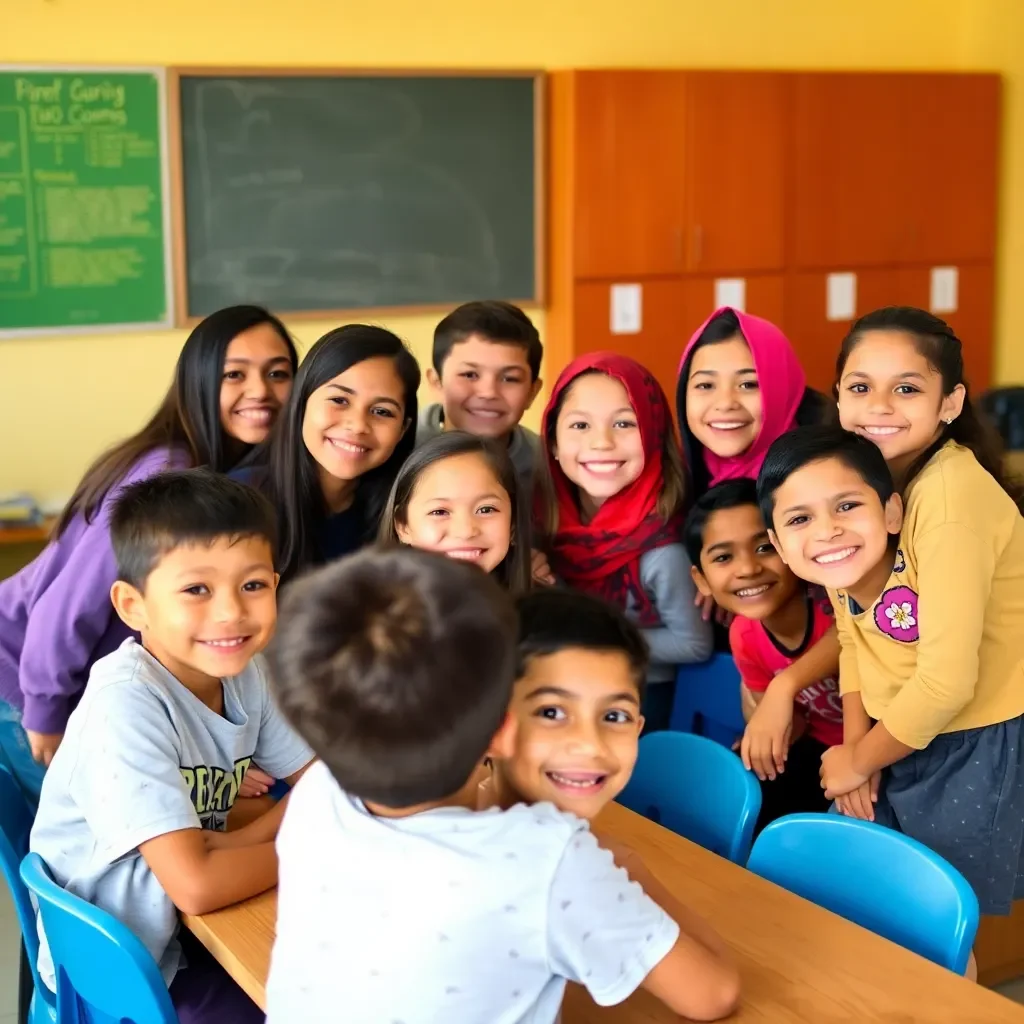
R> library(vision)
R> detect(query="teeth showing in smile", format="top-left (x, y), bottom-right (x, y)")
top-left (446, 549), bottom-right (484, 561)
top-left (201, 637), bottom-right (248, 649)
top-left (547, 771), bottom-right (606, 789)
top-left (735, 584), bottom-right (770, 598)
top-left (708, 422), bottom-right (747, 430)
top-left (328, 438), bottom-right (369, 454)
top-left (468, 409), bottom-right (502, 419)
top-left (581, 462), bottom-right (623, 474)
top-left (235, 408), bottom-right (272, 423)
top-left (862, 426), bottom-right (902, 436)
top-left (814, 547), bottom-right (857, 565)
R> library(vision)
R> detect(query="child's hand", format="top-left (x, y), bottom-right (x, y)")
top-left (530, 548), bottom-right (555, 586)
top-left (819, 744), bottom-right (869, 799)
top-left (26, 729), bottom-right (63, 767)
top-left (693, 591), bottom-right (734, 626)
top-left (238, 766), bottom-right (274, 798)
top-left (740, 687), bottom-right (794, 781)
top-left (835, 773), bottom-right (881, 821)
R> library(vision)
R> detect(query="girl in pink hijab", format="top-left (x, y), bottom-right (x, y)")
top-left (676, 308), bottom-right (831, 498)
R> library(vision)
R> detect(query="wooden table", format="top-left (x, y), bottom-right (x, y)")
top-left (184, 802), bottom-right (1024, 1021)
top-left (0, 519), bottom-right (53, 546)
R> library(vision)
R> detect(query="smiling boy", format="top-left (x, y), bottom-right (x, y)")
top-left (419, 300), bottom-right (543, 493)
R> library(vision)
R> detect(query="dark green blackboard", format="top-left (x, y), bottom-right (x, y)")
top-left (177, 73), bottom-right (538, 317)
top-left (0, 68), bottom-right (170, 333)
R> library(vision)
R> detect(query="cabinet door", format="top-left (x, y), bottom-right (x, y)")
top-left (684, 72), bottom-right (787, 273)
top-left (572, 279), bottom-right (688, 401)
top-left (901, 75), bottom-right (1000, 264)
top-left (679, 275), bottom-right (785, 335)
top-left (790, 74), bottom-right (911, 269)
top-left (572, 71), bottom-right (688, 279)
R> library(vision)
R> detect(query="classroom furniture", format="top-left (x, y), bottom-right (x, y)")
top-left (0, 767), bottom-right (54, 1024)
top-left (618, 731), bottom-right (760, 864)
top-left (0, 519), bottom-right (54, 582)
top-left (182, 801), bottom-right (1024, 1021)
top-left (168, 69), bottom-right (542, 322)
top-left (980, 388), bottom-right (1024, 450)
top-left (668, 653), bottom-right (745, 747)
top-left (546, 70), bottom-right (1000, 398)
top-left (0, 67), bottom-right (172, 336)
top-left (19, 852), bottom-right (177, 1024)
top-left (747, 812), bottom-right (979, 974)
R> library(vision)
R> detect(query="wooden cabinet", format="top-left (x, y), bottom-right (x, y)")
top-left (684, 73), bottom-right (788, 274)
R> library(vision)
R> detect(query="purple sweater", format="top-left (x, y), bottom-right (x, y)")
top-left (0, 447), bottom-right (186, 734)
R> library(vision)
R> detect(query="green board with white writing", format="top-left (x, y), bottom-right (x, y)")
top-left (0, 68), bottom-right (170, 334)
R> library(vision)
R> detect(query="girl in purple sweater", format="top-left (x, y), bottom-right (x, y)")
top-left (0, 305), bottom-right (298, 801)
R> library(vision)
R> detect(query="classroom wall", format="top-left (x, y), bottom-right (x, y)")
top-left (2, 0), bottom-right (1021, 503)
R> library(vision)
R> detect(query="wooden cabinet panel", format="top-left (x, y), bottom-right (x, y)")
top-left (572, 279), bottom-right (688, 401)
top-left (572, 71), bottom-right (688, 280)
top-left (902, 76), bottom-right (1000, 264)
top-left (791, 74), bottom-right (910, 270)
top-left (684, 73), bottom-right (787, 274)
top-left (678, 275), bottom-right (785, 333)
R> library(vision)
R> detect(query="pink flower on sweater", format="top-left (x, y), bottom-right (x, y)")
top-left (874, 585), bottom-right (920, 643)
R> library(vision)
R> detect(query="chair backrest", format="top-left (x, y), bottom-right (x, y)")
top-left (19, 853), bottom-right (178, 1024)
top-left (747, 813), bottom-right (979, 973)
top-left (617, 731), bottom-right (761, 864)
top-left (0, 765), bottom-right (54, 1017)
top-left (669, 654), bottom-right (745, 749)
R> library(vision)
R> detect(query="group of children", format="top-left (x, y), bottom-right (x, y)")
top-left (0, 294), bottom-right (1022, 1020)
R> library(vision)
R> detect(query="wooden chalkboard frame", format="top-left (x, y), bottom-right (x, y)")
top-left (167, 67), bottom-right (546, 326)
top-left (0, 63), bottom-right (174, 339)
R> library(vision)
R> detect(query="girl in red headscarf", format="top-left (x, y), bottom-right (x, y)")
top-left (536, 353), bottom-right (713, 731)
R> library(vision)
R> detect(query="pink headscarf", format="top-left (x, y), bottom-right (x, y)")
top-left (677, 307), bottom-right (806, 487)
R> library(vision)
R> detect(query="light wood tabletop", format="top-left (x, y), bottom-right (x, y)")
top-left (183, 801), bottom-right (1024, 1022)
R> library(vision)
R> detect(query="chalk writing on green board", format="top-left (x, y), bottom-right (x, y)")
top-left (0, 70), bottom-right (168, 331)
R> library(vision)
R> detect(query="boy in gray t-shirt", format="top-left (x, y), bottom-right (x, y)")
top-left (30, 470), bottom-right (314, 1024)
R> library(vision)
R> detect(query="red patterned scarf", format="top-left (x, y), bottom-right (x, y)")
top-left (542, 353), bottom-right (682, 625)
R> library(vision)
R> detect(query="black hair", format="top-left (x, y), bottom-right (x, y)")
top-left (675, 309), bottom-right (834, 500)
top-left (378, 431), bottom-right (533, 593)
top-left (515, 588), bottom-right (648, 699)
top-left (683, 478), bottom-right (760, 567)
top-left (756, 426), bottom-right (895, 531)
top-left (836, 307), bottom-right (1023, 508)
top-left (246, 325), bottom-right (420, 582)
top-left (110, 469), bottom-right (278, 590)
top-left (58, 305), bottom-right (297, 537)
top-left (432, 300), bottom-right (543, 381)
top-left (267, 548), bottom-right (517, 808)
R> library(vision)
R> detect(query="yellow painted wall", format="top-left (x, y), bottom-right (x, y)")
top-left (3, 0), bottom-right (1022, 502)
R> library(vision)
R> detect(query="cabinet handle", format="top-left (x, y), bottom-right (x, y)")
top-left (692, 224), bottom-right (704, 266)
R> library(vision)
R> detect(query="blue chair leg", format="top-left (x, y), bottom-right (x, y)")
top-left (18, 940), bottom-right (31, 1024)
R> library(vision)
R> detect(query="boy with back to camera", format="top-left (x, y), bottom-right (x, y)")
top-left (29, 470), bottom-right (315, 1024)
top-left (684, 480), bottom-right (842, 830)
top-left (419, 300), bottom-right (544, 493)
top-left (265, 549), bottom-right (739, 1023)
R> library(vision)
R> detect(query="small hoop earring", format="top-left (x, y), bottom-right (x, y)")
top-left (944, 417), bottom-right (953, 425)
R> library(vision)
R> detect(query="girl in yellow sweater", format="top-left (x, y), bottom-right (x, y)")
top-left (757, 306), bottom-right (1024, 924)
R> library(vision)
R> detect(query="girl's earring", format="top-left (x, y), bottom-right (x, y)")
top-left (944, 417), bottom-right (953, 425)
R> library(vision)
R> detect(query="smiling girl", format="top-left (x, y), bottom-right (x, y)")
top-left (0, 305), bottom-right (297, 801)
top-left (379, 431), bottom-right (532, 592)
top-left (537, 352), bottom-right (711, 731)
top-left (241, 325), bottom-right (420, 583)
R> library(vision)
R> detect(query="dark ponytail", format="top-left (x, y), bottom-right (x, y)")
top-left (835, 306), bottom-right (1023, 508)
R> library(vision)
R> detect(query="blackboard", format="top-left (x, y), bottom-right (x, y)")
top-left (0, 67), bottom-right (171, 335)
top-left (173, 71), bottom-right (541, 320)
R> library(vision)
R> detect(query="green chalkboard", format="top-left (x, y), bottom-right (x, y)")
top-left (177, 73), bottom-right (539, 316)
top-left (0, 68), bottom-right (170, 333)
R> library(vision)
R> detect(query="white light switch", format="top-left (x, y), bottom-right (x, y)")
top-left (714, 278), bottom-right (746, 311)
top-left (826, 272), bottom-right (857, 321)
top-left (610, 283), bottom-right (642, 334)
top-left (930, 267), bottom-right (959, 315)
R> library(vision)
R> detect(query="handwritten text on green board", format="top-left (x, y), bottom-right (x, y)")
top-left (0, 70), bottom-right (168, 332)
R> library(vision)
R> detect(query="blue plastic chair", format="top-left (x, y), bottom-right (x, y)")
top-left (747, 813), bottom-right (979, 973)
top-left (618, 731), bottom-right (761, 864)
top-left (0, 765), bottom-right (54, 1024)
top-left (19, 853), bottom-right (177, 1023)
top-left (669, 654), bottom-right (746, 748)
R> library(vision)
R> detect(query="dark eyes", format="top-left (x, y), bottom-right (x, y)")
top-left (847, 383), bottom-right (920, 395)
top-left (181, 580), bottom-right (269, 597)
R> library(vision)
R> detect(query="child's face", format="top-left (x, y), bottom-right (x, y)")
top-left (692, 504), bottom-right (801, 621)
top-left (428, 335), bottom-right (541, 440)
top-left (219, 324), bottom-right (294, 446)
top-left (395, 451), bottom-right (512, 573)
top-left (838, 330), bottom-right (965, 472)
top-left (685, 336), bottom-right (763, 458)
top-left (497, 647), bottom-right (643, 820)
top-left (302, 356), bottom-right (409, 489)
top-left (553, 373), bottom-right (644, 513)
top-left (120, 535), bottom-right (278, 690)
top-left (768, 457), bottom-right (902, 592)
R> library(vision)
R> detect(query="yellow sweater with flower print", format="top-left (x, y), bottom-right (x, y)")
top-left (829, 442), bottom-right (1024, 749)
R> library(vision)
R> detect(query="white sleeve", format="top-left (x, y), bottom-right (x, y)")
top-left (547, 830), bottom-right (679, 1006)
top-left (68, 684), bottom-right (200, 862)
top-left (251, 658), bottom-right (315, 780)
